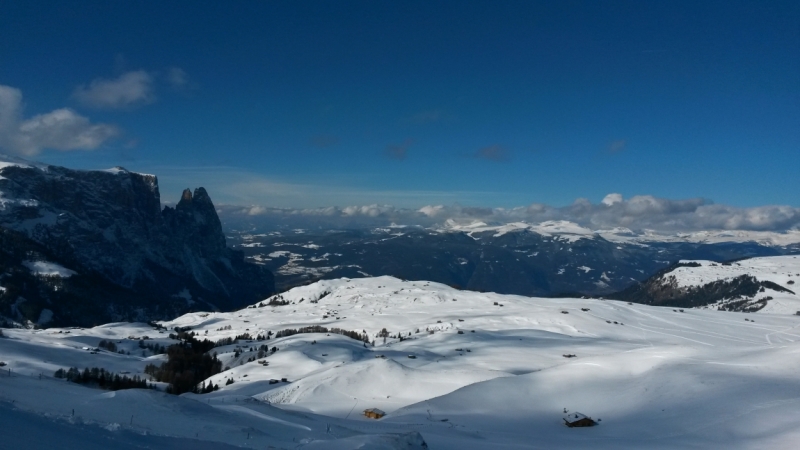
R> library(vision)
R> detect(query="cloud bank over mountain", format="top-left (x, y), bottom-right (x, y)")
top-left (216, 193), bottom-right (800, 233)
top-left (0, 85), bottom-right (119, 156)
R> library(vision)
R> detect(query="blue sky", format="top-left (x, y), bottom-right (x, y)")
top-left (0, 1), bottom-right (798, 211)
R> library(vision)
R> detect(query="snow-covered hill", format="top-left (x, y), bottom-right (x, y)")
top-left (3, 276), bottom-right (800, 448)
top-left (615, 255), bottom-right (800, 314)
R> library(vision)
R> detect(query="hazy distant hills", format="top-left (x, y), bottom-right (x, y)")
top-left (0, 156), bottom-right (274, 327)
top-left (228, 223), bottom-right (800, 296)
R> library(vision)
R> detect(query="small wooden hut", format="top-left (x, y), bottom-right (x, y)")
top-left (563, 412), bottom-right (596, 427)
top-left (363, 408), bottom-right (386, 419)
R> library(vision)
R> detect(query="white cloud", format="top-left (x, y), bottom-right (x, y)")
top-left (0, 86), bottom-right (22, 138)
top-left (149, 164), bottom-right (800, 233)
top-left (419, 205), bottom-right (445, 217)
top-left (215, 193), bottom-right (800, 233)
top-left (72, 70), bottom-right (155, 109)
top-left (166, 67), bottom-right (188, 88)
top-left (0, 85), bottom-right (119, 156)
top-left (342, 205), bottom-right (396, 217)
top-left (16, 109), bottom-right (119, 154)
top-left (601, 193), bottom-right (623, 206)
top-left (247, 206), bottom-right (267, 216)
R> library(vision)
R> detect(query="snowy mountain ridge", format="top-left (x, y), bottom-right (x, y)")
top-left (440, 219), bottom-right (800, 247)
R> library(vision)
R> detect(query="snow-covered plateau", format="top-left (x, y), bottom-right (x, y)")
top-left (3, 275), bottom-right (800, 449)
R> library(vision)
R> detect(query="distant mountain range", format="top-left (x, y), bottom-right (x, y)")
top-left (0, 156), bottom-right (274, 327)
top-left (2, 155), bottom-right (799, 327)
top-left (227, 222), bottom-right (800, 297)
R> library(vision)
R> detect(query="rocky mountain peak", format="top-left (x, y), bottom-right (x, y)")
top-left (163, 186), bottom-right (227, 260)
top-left (0, 156), bottom-right (274, 326)
top-left (176, 188), bottom-right (215, 215)
top-left (178, 188), bottom-right (193, 206)
top-left (193, 186), bottom-right (212, 202)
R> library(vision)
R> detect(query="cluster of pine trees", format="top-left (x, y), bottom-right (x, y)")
top-left (97, 339), bottom-right (118, 352)
top-left (144, 333), bottom-right (222, 394)
top-left (254, 294), bottom-right (291, 307)
top-left (212, 331), bottom-right (269, 348)
top-left (274, 325), bottom-right (369, 343)
top-left (235, 343), bottom-right (275, 361)
top-left (54, 367), bottom-right (151, 391)
top-left (198, 380), bottom-right (220, 393)
top-left (138, 339), bottom-right (167, 354)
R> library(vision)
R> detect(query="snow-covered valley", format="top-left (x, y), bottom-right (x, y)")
top-left (3, 275), bottom-right (800, 448)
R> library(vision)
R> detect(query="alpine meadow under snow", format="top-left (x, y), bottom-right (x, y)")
top-left (3, 275), bottom-right (800, 449)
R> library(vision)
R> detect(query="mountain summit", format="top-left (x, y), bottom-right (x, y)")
top-left (0, 156), bottom-right (274, 327)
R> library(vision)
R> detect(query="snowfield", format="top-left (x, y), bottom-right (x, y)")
top-left (3, 276), bottom-right (800, 448)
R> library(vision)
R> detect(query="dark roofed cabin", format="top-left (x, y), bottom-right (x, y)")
top-left (563, 412), bottom-right (596, 427)
top-left (363, 408), bottom-right (386, 419)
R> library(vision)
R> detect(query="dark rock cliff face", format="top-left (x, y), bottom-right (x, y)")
top-left (0, 160), bottom-right (274, 327)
